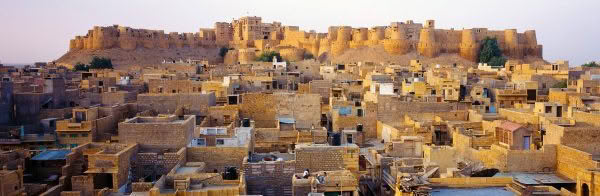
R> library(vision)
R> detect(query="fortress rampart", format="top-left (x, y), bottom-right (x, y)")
top-left (68, 17), bottom-right (543, 62)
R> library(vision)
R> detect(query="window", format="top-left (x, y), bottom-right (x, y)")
top-left (204, 128), bottom-right (217, 135)
top-left (70, 144), bottom-right (78, 148)
top-left (82, 133), bottom-right (89, 137)
top-left (357, 109), bottom-right (363, 117)
top-left (217, 129), bottom-right (227, 135)
top-left (60, 134), bottom-right (67, 137)
top-left (70, 134), bottom-right (78, 138)
top-left (216, 139), bottom-right (225, 146)
top-left (545, 106), bottom-right (552, 113)
top-left (193, 138), bottom-right (206, 146)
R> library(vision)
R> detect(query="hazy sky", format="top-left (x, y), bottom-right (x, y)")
top-left (0, 0), bottom-right (598, 65)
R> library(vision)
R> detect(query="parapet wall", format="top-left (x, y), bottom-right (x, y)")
top-left (69, 25), bottom-right (217, 51)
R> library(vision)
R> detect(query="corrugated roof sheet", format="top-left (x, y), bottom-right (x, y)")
top-left (31, 149), bottom-right (71, 161)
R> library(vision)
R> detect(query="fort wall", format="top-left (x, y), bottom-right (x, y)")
top-left (68, 18), bottom-right (543, 62)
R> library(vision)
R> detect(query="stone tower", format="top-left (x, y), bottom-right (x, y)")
top-left (418, 28), bottom-right (438, 57)
top-left (459, 29), bottom-right (480, 62)
top-left (504, 29), bottom-right (523, 58)
top-left (383, 26), bottom-right (410, 55)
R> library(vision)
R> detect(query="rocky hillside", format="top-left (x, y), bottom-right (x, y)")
top-left (55, 47), bottom-right (220, 69)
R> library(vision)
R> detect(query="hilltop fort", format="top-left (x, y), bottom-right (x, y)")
top-left (59, 16), bottom-right (543, 67)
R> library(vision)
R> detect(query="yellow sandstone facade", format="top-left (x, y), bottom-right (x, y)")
top-left (68, 17), bottom-right (543, 62)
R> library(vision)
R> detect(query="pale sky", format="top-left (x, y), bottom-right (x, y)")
top-left (0, 0), bottom-right (598, 65)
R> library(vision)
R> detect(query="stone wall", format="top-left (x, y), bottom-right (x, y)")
top-left (556, 145), bottom-right (600, 181)
top-left (545, 123), bottom-right (600, 154)
top-left (137, 93), bottom-right (216, 115)
top-left (118, 116), bottom-right (195, 150)
top-left (332, 101), bottom-right (378, 138)
top-left (69, 25), bottom-right (217, 51)
top-left (67, 19), bottom-right (542, 65)
top-left (241, 93), bottom-right (321, 129)
top-left (243, 160), bottom-right (295, 196)
top-left (273, 93), bottom-right (321, 129)
top-left (240, 93), bottom-right (277, 128)
top-left (294, 144), bottom-right (359, 174)
top-left (377, 95), bottom-right (461, 124)
top-left (70, 175), bottom-right (93, 196)
top-left (147, 79), bottom-right (203, 94)
top-left (186, 146), bottom-right (248, 172)
top-left (131, 147), bottom-right (186, 181)
top-left (573, 110), bottom-right (600, 127)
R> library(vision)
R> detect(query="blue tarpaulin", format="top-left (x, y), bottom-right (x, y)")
top-left (339, 106), bottom-right (352, 116)
top-left (31, 150), bottom-right (71, 161)
top-left (489, 105), bottom-right (497, 113)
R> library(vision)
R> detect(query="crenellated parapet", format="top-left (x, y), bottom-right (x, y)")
top-left (69, 25), bottom-right (217, 51)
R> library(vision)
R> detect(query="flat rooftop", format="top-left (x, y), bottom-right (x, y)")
top-left (123, 115), bottom-right (193, 124)
top-left (174, 166), bottom-right (204, 175)
top-left (431, 187), bottom-right (514, 196)
top-left (494, 172), bottom-right (574, 185)
top-left (248, 152), bottom-right (295, 163)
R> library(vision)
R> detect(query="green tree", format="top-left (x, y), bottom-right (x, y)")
top-left (552, 80), bottom-right (568, 88)
top-left (479, 37), bottom-right (505, 67)
top-left (73, 62), bottom-right (89, 72)
top-left (582, 61), bottom-right (599, 68)
top-left (257, 51), bottom-right (283, 62)
top-left (89, 56), bottom-right (113, 69)
top-left (488, 56), bottom-right (507, 67)
top-left (219, 47), bottom-right (230, 58)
